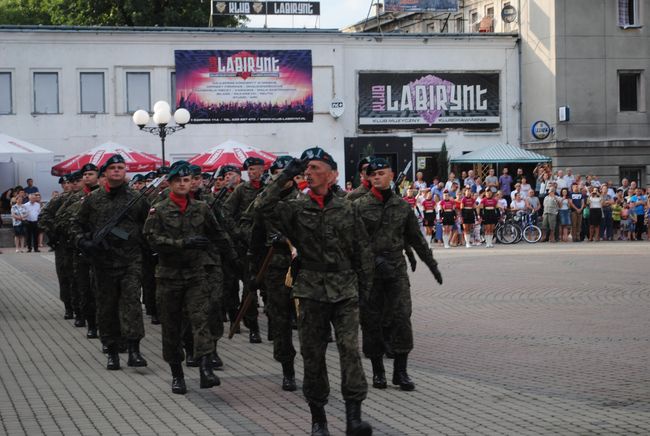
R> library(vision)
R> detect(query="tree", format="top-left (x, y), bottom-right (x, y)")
top-left (0, 0), bottom-right (243, 27)
top-left (438, 141), bottom-right (449, 182)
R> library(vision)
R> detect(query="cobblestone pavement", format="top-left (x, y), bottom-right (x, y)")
top-left (0, 242), bottom-right (648, 435)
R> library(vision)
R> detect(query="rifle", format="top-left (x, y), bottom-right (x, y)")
top-left (394, 160), bottom-right (413, 196)
top-left (91, 176), bottom-right (164, 247)
top-left (228, 245), bottom-right (275, 339)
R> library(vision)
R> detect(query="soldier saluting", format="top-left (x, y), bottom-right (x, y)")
top-left (354, 158), bottom-right (443, 392)
top-left (143, 164), bottom-right (237, 395)
top-left (71, 155), bottom-right (149, 371)
top-left (256, 147), bottom-right (374, 436)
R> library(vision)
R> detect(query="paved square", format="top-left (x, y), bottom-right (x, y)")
top-left (0, 242), bottom-right (648, 435)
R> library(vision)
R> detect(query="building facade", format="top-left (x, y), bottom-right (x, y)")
top-left (0, 26), bottom-right (518, 185)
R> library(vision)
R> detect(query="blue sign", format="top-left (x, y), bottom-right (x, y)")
top-left (531, 120), bottom-right (552, 140)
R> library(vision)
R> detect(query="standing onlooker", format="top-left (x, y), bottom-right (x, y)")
top-left (1, 187), bottom-right (14, 214)
top-left (599, 185), bottom-right (614, 241)
top-left (629, 187), bottom-right (647, 241)
top-left (485, 168), bottom-right (498, 193)
top-left (514, 168), bottom-right (525, 185)
top-left (499, 168), bottom-right (513, 204)
top-left (444, 172), bottom-right (459, 191)
top-left (558, 188), bottom-right (571, 242)
top-left (618, 178), bottom-right (630, 196)
top-left (24, 178), bottom-right (39, 195)
top-left (526, 190), bottom-right (541, 224)
top-left (519, 177), bottom-right (532, 199)
top-left (569, 183), bottom-right (585, 242)
top-left (611, 197), bottom-right (623, 240)
top-left (563, 169), bottom-right (575, 187)
top-left (542, 189), bottom-right (560, 242)
top-left (413, 172), bottom-right (428, 191)
top-left (587, 188), bottom-right (603, 242)
top-left (11, 197), bottom-right (27, 252)
top-left (463, 170), bottom-right (476, 190)
top-left (22, 193), bottom-right (41, 252)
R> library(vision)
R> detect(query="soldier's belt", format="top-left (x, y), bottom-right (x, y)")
top-left (300, 261), bottom-right (351, 272)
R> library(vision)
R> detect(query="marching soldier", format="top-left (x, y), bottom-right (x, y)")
top-left (71, 155), bottom-right (149, 371)
top-left (143, 164), bottom-right (236, 394)
top-left (354, 158), bottom-right (443, 392)
top-left (39, 174), bottom-right (73, 319)
top-left (130, 174), bottom-right (146, 191)
top-left (346, 156), bottom-right (373, 202)
top-left (223, 157), bottom-right (265, 343)
top-left (256, 147), bottom-right (374, 436)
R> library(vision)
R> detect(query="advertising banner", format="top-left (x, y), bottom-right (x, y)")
top-left (358, 72), bottom-right (500, 130)
top-left (211, 1), bottom-right (320, 15)
top-left (175, 50), bottom-right (313, 124)
top-left (384, 0), bottom-right (459, 12)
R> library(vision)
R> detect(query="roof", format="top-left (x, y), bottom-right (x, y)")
top-left (450, 144), bottom-right (551, 164)
top-left (0, 133), bottom-right (53, 155)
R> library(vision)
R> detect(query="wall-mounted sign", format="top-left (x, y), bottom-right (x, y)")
top-left (211, 1), bottom-right (320, 16)
top-left (329, 97), bottom-right (345, 118)
top-left (531, 120), bottom-right (552, 140)
top-left (384, 0), bottom-right (458, 12)
top-left (501, 5), bottom-right (517, 23)
top-left (175, 50), bottom-right (313, 124)
top-left (358, 72), bottom-right (500, 131)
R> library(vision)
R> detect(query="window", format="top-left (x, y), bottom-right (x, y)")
top-left (126, 72), bottom-right (150, 113)
top-left (486, 6), bottom-right (494, 17)
top-left (456, 16), bottom-right (464, 32)
top-left (620, 166), bottom-right (644, 186)
top-left (34, 72), bottom-right (59, 114)
top-left (170, 72), bottom-right (176, 110)
top-left (80, 72), bottom-right (105, 113)
top-left (470, 9), bottom-right (479, 31)
top-left (619, 71), bottom-right (641, 111)
top-left (0, 72), bottom-right (11, 114)
top-left (618, 0), bottom-right (640, 28)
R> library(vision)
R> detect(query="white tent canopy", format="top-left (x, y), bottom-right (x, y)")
top-left (0, 133), bottom-right (57, 201)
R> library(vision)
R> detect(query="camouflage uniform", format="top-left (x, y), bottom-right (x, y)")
top-left (143, 195), bottom-right (234, 363)
top-left (54, 190), bottom-right (83, 319)
top-left (71, 183), bottom-right (149, 349)
top-left (345, 181), bottom-right (370, 202)
top-left (256, 172), bottom-right (373, 407)
top-left (38, 190), bottom-right (74, 315)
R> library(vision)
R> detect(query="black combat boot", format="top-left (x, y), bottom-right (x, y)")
top-left (74, 315), bottom-right (86, 328)
top-left (309, 403), bottom-right (329, 436)
top-left (199, 355), bottom-right (220, 388)
top-left (248, 318), bottom-right (262, 344)
top-left (106, 344), bottom-right (120, 371)
top-left (63, 303), bottom-right (74, 320)
top-left (392, 354), bottom-right (415, 391)
top-left (370, 357), bottom-right (387, 389)
top-left (211, 343), bottom-right (223, 370)
top-left (281, 361), bottom-right (297, 391)
top-left (170, 363), bottom-right (187, 395)
top-left (344, 401), bottom-right (372, 436)
top-left (150, 314), bottom-right (160, 325)
top-left (126, 340), bottom-right (148, 367)
top-left (86, 317), bottom-right (98, 339)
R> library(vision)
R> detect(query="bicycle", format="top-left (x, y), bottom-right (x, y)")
top-left (494, 211), bottom-right (519, 244)
top-left (512, 211), bottom-right (542, 243)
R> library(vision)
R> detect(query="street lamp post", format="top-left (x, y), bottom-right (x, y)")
top-left (132, 101), bottom-right (191, 166)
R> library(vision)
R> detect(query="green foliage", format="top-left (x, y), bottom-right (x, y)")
top-left (0, 0), bottom-right (243, 27)
top-left (438, 141), bottom-right (449, 181)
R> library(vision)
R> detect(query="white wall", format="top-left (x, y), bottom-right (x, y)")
top-left (0, 27), bottom-right (518, 182)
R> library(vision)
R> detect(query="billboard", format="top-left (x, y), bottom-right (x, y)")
top-left (211, 1), bottom-right (320, 15)
top-left (384, 0), bottom-right (459, 12)
top-left (358, 72), bottom-right (500, 130)
top-left (175, 50), bottom-right (313, 124)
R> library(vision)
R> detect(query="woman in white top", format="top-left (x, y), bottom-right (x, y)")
top-left (587, 188), bottom-right (603, 242)
top-left (519, 177), bottom-right (532, 199)
top-left (10, 197), bottom-right (27, 252)
top-left (510, 192), bottom-right (527, 217)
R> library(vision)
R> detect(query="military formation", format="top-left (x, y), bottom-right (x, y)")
top-left (39, 147), bottom-right (443, 436)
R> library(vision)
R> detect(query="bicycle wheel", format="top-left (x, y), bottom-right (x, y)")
top-left (523, 225), bottom-right (542, 243)
top-left (497, 223), bottom-right (519, 244)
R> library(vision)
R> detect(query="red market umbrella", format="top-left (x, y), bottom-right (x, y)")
top-left (51, 142), bottom-right (168, 176)
top-left (188, 140), bottom-right (276, 172)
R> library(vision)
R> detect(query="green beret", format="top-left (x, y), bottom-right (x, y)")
top-left (301, 147), bottom-right (337, 170)
top-left (68, 170), bottom-right (83, 182)
top-left (243, 157), bottom-right (265, 170)
top-left (170, 160), bottom-right (189, 170)
top-left (201, 172), bottom-right (212, 180)
top-left (168, 164), bottom-right (192, 181)
top-left (58, 176), bottom-right (65, 184)
top-left (365, 158), bottom-right (391, 175)
top-left (145, 171), bottom-right (157, 180)
top-left (189, 164), bottom-right (202, 176)
top-left (270, 155), bottom-right (294, 172)
top-left (218, 165), bottom-right (241, 178)
top-left (80, 163), bottom-right (99, 173)
top-left (157, 166), bottom-right (170, 175)
top-left (358, 156), bottom-right (374, 172)
top-left (104, 154), bottom-right (125, 167)
top-left (131, 174), bottom-right (145, 182)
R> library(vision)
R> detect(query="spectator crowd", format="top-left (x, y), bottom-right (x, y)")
top-left (390, 165), bottom-right (649, 248)
top-left (2, 178), bottom-right (53, 253)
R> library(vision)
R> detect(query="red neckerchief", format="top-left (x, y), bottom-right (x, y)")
top-left (104, 184), bottom-right (111, 193)
top-left (308, 190), bottom-right (325, 209)
top-left (370, 187), bottom-right (383, 202)
top-left (362, 179), bottom-right (371, 189)
top-left (83, 186), bottom-right (91, 194)
top-left (170, 192), bottom-right (188, 214)
top-left (250, 180), bottom-right (261, 190)
top-left (298, 180), bottom-right (309, 191)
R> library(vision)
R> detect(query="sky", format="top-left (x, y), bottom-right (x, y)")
top-left (244, 0), bottom-right (375, 30)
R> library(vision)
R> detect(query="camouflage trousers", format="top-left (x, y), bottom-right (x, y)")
top-left (54, 246), bottom-right (73, 310)
top-left (360, 265), bottom-right (413, 358)
top-left (157, 274), bottom-right (212, 363)
top-left (298, 297), bottom-right (368, 407)
top-left (73, 252), bottom-right (96, 325)
top-left (141, 250), bottom-right (157, 316)
top-left (94, 264), bottom-right (145, 347)
top-left (264, 267), bottom-right (296, 364)
top-left (206, 265), bottom-right (224, 341)
top-left (62, 247), bottom-right (80, 315)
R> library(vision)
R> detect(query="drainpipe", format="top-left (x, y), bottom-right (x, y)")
top-left (517, 0), bottom-right (523, 148)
